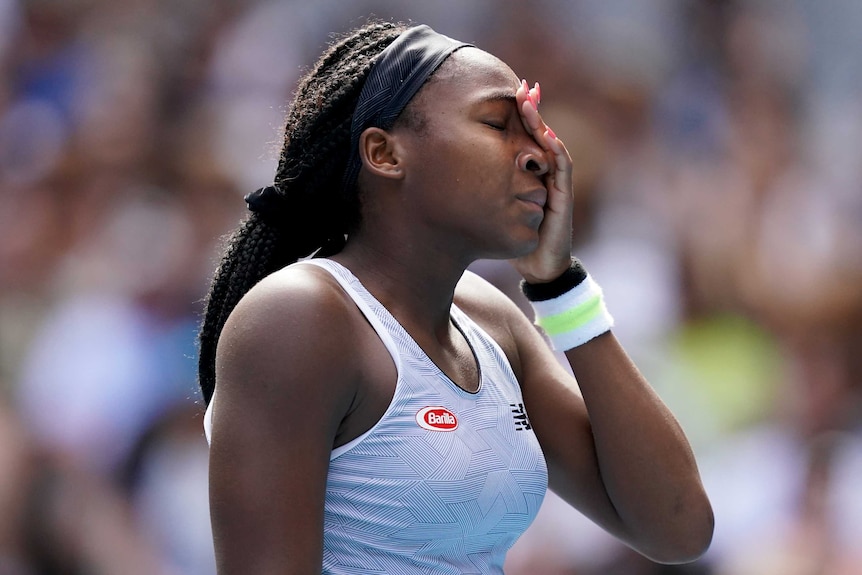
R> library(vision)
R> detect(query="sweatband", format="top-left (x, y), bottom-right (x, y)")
top-left (521, 261), bottom-right (614, 350)
top-left (342, 25), bottom-right (473, 194)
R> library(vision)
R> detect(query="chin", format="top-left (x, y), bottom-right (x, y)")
top-left (514, 228), bottom-right (541, 255)
top-left (484, 235), bottom-right (539, 261)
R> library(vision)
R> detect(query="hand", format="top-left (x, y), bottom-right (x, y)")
top-left (511, 80), bottom-right (575, 284)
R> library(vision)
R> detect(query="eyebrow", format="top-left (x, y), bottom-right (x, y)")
top-left (479, 91), bottom-right (516, 104)
top-left (474, 90), bottom-right (517, 107)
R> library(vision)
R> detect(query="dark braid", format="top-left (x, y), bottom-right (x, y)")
top-left (198, 21), bottom-right (408, 405)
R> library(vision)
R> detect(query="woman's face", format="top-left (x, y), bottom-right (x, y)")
top-left (391, 48), bottom-right (551, 260)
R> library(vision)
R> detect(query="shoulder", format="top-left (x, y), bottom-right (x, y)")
top-left (218, 262), bottom-right (360, 365)
top-left (212, 262), bottom-right (365, 433)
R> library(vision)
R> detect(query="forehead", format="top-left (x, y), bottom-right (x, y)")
top-left (413, 47), bottom-right (520, 109)
top-left (438, 47), bottom-right (517, 84)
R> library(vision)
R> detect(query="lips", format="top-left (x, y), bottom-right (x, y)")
top-left (517, 188), bottom-right (547, 210)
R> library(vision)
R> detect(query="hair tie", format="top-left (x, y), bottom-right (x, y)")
top-left (244, 185), bottom-right (284, 217)
top-left (342, 25), bottom-right (472, 194)
top-left (243, 184), bottom-right (338, 256)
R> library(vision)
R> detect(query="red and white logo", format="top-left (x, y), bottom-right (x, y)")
top-left (415, 406), bottom-right (458, 431)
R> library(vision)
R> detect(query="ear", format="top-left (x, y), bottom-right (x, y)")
top-left (358, 127), bottom-right (406, 181)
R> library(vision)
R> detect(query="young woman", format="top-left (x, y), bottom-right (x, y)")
top-left (198, 21), bottom-right (714, 574)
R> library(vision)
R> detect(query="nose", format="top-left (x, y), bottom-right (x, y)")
top-left (516, 143), bottom-right (549, 176)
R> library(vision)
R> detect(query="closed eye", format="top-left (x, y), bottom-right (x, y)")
top-left (483, 121), bottom-right (506, 131)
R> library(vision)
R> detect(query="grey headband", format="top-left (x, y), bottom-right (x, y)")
top-left (342, 25), bottom-right (473, 193)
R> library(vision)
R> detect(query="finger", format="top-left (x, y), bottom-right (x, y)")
top-left (519, 81), bottom-right (562, 167)
top-left (517, 81), bottom-right (571, 199)
top-left (518, 79), bottom-right (546, 140)
top-left (543, 127), bottom-right (573, 200)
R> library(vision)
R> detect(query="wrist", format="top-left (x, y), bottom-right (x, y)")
top-left (520, 259), bottom-right (614, 351)
top-left (520, 258), bottom-right (586, 301)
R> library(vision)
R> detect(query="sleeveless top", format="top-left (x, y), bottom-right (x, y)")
top-left (204, 258), bottom-right (548, 574)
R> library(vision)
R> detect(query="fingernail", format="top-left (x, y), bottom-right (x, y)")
top-left (546, 127), bottom-right (557, 140)
top-left (522, 79), bottom-right (536, 108)
top-left (534, 82), bottom-right (541, 104)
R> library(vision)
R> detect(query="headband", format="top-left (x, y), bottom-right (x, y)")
top-left (342, 24), bottom-right (473, 193)
top-left (245, 25), bottom-right (472, 219)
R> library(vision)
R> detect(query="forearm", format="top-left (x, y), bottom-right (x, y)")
top-left (564, 331), bottom-right (713, 563)
top-left (507, 81), bottom-right (712, 561)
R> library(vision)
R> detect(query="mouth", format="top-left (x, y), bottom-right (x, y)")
top-left (516, 188), bottom-right (547, 210)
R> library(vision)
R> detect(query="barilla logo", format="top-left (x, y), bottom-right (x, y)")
top-left (415, 407), bottom-right (458, 431)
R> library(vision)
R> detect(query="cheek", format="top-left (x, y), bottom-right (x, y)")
top-left (446, 140), bottom-right (510, 189)
top-left (408, 127), bottom-right (513, 198)
top-left (412, 142), bottom-right (472, 188)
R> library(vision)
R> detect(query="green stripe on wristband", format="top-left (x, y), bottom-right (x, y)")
top-left (535, 294), bottom-right (604, 336)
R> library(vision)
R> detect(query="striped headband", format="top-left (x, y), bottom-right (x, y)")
top-left (342, 24), bottom-right (473, 194)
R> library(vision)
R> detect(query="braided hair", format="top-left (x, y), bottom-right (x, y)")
top-left (197, 21), bottom-right (409, 405)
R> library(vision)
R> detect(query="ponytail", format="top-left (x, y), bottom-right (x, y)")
top-left (197, 21), bottom-right (407, 405)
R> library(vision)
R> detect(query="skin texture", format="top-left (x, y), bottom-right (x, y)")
top-left (208, 47), bottom-right (714, 574)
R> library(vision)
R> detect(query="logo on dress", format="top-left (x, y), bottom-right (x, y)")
top-left (510, 403), bottom-right (532, 431)
top-left (416, 407), bottom-right (458, 431)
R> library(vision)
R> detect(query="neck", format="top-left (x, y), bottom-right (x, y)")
top-left (331, 236), bottom-right (471, 338)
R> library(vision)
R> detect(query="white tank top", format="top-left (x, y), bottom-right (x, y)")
top-left (205, 258), bottom-right (548, 574)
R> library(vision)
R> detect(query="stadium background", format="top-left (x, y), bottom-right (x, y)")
top-left (1, 0), bottom-right (861, 573)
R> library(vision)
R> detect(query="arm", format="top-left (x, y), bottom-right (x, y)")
top-left (520, 326), bottom-right (714, 563)
top-left (508, 81), bottom-right (714, 563)
top-left (457, 272), bottom-right (712, 564)
top-left (564, 335), bottom-right (713, 562)
top-left (207, 266), bottom-right (360, 574)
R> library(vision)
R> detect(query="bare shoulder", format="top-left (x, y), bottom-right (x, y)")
top-left (211, 262), bottom-right (364, 443)
top-left (217, 263), bottom-right (361, 379)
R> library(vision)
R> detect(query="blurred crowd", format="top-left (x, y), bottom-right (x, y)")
top-left (1, 0), bottom-right (861, 573)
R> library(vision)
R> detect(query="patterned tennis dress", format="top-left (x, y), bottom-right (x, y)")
top-left (205, 258), bottom-right (548, 574)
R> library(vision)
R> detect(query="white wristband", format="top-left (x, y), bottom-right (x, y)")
top-left (529, 274), bottom-right (614, 350)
